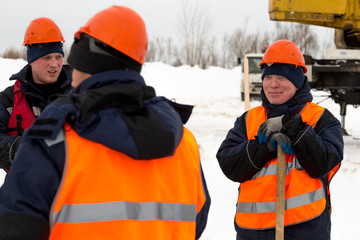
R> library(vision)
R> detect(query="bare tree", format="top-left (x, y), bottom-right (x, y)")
top-left (291, 23), bottom-right (319, 55)
top-left (145, 40), bottom-right (156, 62)
top-left (224, 28), bottom-right (246, 68)
top-left (245, 33), bottom-right (260, 53)
top-left (274, 22), bottom-right (292, 40)
top-left (219, 34), bottom-right (230, 68)
top-left (146, 38), bottom-right (167, 63)
top-left (216, 21), bottom-right (271, 68)
top-left (258, 32), bottom-right (271, 52)
top-left (155, 38), bottom-right (166, 62)
top-left (228, 18), bottom-right (249, 56)
top-left (2, 47), bottom-right (26, 60)
top-left (200, 36), bottom-right (219, 68)
top-left (271, 22), bottom-right (320, 58)
top-left (179, 0), bottom-right (213, 68)
top-left (165, 38), bottom-right (174, 64)
top-left (172, 47), bottom-right (183, 67)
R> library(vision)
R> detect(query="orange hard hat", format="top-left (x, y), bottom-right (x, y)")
top-left (74, 5), bottom-right (148, 64)
top-left (23, 17), bottom-right (64, 45)
top-left (259, 40), bottom-right (307, 73)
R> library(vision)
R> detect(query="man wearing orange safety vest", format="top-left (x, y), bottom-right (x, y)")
top-left (0, 6), bottom-right (210, 239)
top-left (0, 17), bottom-right (72, 172)
top-left (217, 40), bottom-right (343, 240)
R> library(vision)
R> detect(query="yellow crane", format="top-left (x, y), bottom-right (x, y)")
top-left (268, 0), bottom-right (360, 48)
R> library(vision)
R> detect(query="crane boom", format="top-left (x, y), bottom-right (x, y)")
top-left (268, 0), bottom-right (360, 48)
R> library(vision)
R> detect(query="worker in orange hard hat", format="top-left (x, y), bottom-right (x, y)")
top-left (0, 6), bottom-right (210, 240)
top-left (0, 17), bottom-right (72, 173)
top-left (217, 40), bottom-right (343, 240)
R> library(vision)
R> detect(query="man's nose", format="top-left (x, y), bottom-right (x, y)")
top-left (269, 77), bottom-right (279, 87)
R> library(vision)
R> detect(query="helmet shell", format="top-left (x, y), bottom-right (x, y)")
top-left (74, 5), bottom-right (148, 64)
top-left (23, 17), bottom-right (64, 45)
top-left (259, 40), bottom-right (307, 73)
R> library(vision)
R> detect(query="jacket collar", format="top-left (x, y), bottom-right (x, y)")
top-left (72, 70), bottom-right (145, 94)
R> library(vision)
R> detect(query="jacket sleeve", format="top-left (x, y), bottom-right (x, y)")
top-left (0, 134), bottom-right (65, 239)
top-left (0, 213), bottom-right (49, 240)
top-left (216, 113), bottom-right (276, 183)
top-left (281, 109), bottom-right (344, 178)
top-left (0, 86), bottom-right (15, 145)
top-left (0, 99), bottom-right (18, 170)
top-left (195, 165), bottom-right (211, 239)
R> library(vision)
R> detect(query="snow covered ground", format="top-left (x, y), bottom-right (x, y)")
top-left (0, 58), bottom-right (359, 239)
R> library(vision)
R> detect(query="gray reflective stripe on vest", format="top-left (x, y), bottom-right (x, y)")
top-left (236, 186), bottom-right (325, 213)
top-left (251, 157), bottom-right (303, 180)
top-left (52, 201), bottom-right (197, 224)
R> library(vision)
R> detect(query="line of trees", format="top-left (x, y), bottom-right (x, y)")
top-left (145, 0), bottom-right (334, 69)
top-left (1, 0), bottom-right (334, 69)
top-left (145, 23), bottom-right (334, 70)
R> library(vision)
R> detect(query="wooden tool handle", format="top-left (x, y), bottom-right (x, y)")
top-left (276, 144), bottom-right (286, 240)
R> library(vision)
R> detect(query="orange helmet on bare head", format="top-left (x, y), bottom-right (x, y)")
top-left (67, 5), bottom-right (148, 74)
top-left (24, 17), bottom-right (65, 63)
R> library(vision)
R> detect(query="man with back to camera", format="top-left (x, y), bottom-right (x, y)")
top-left (0, 5), bottom-right (210, 240)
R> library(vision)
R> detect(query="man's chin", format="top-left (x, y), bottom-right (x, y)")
top-left (39, 77), bottom-right (59, 84)
top-left (268, 97), bottom-right (286, 105)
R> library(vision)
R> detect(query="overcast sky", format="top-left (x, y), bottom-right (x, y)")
top-left (0, 0), bottom-right (331, 54)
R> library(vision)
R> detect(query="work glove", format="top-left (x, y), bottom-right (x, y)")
top-left (258, 115), bottom-right (288, 144)
top-left (281, 114), bottom-right (306, 139)
top-left (0, 137), bottom-right (21, 169)
top-left (267, 133), bottom-right (295, 155)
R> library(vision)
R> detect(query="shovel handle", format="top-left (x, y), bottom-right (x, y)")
top-left (276, 144), bottom-right (286, 240)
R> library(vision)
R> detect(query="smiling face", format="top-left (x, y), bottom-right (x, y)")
top-left (30, 52), bottom-right (63, 84)
top-left (263, 74), bottom-right (298, 105)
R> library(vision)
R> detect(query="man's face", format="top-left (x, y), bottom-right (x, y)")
top-left (30, 52), bottom-right (63, 84)
top-left (263, 74), bottom-right (298, 105)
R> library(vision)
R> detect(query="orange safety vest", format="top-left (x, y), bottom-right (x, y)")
top-left (236, 102), bottom-right (337, 230)
top-left (49, 123), bottom-right (206, 240)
